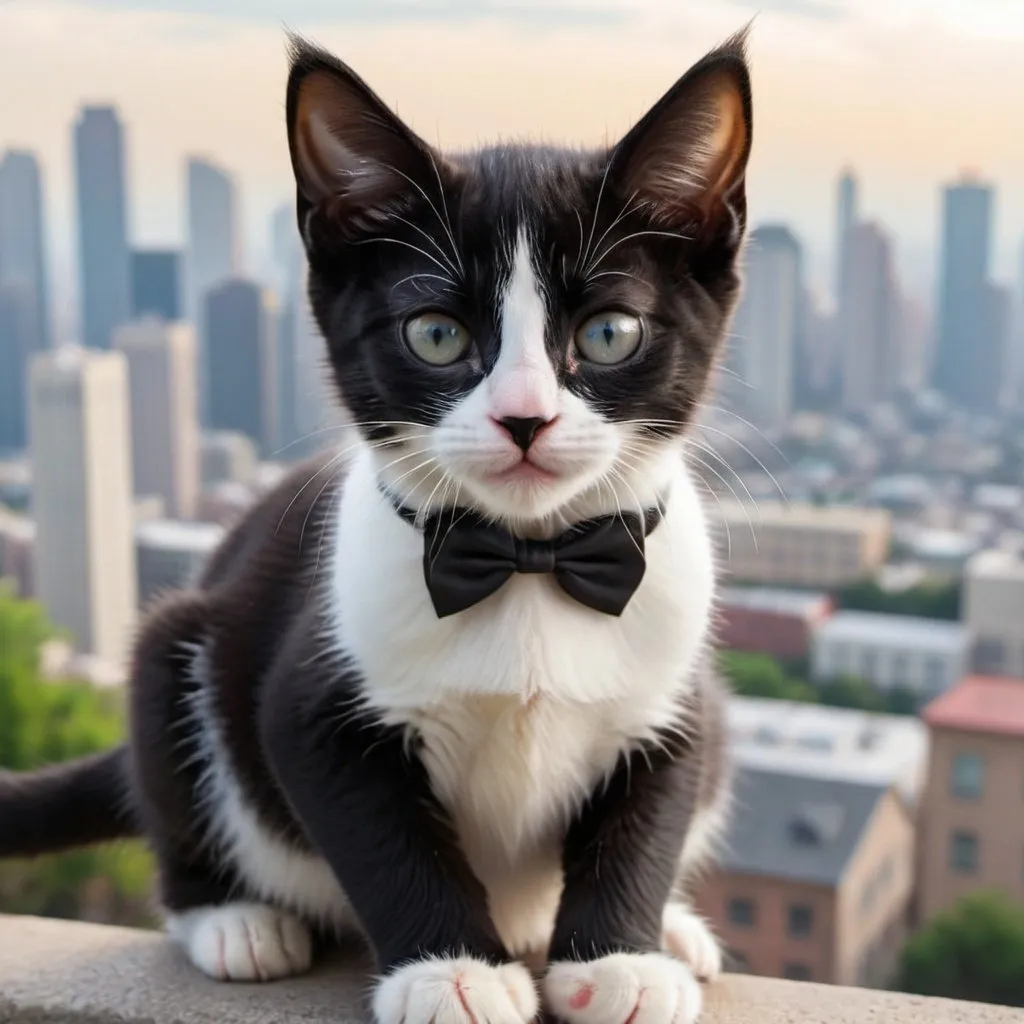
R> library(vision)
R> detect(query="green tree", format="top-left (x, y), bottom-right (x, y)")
top-left (719, 651), bottom-right (816, 703)
top-left (818, 674), bottom-right (887, 713)
top-left (834, 578), bottom-right (961, 621)
top-left (895, 893), bottom-right (1024, 1006)
top-left (0, 583), bottom-right (155, 926)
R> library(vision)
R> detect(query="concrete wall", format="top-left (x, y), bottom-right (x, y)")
top-left (1, 914), bottom-right (1019, 1024)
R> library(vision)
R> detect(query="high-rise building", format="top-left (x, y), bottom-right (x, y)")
top-left (130, 249), bottom-right (181, 321)
top-left (838, 222), bottom-right (901, 413)
top-left (29, 347), bottom-right (137, 664)
top-left (74, 106), bottom-right (131, 350)
top-left (186, 158), bottom-right (240, 423)
top-left (932, 176), bottom-right (996, 411)
top-left (0, 284), bottom-right (36, 452)
top-left (835, 168), bottom-right (858, 311)
top-left (204, 278), bottom-right (278, 454)
top-left (729, 225), bottom-right (802, 431)
top-left (185, 157), bottom-right (239, 322)
top-left (0, 149), bottom-right (51, 351)
top-left (114, 318), bottom-right (199, 519)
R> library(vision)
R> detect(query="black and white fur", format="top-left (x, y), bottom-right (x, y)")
top-left (0, 32), bottom-right (752, 1024)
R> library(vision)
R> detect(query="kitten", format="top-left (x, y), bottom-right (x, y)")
top-left (0, 30), bottom-right (752, 1024)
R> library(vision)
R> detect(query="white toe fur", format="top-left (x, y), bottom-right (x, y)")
top-left (662, 902), bottom-right (722, 982)
top-left (545, 952), bottom-right (703, 1024)
top-left (372, 956), bottom-right (538, 1024)
top-left (166, 902), bottom-right (313, 982)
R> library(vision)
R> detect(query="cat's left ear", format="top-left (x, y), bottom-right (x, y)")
top-left (610, 30), bottom-right (752, 242)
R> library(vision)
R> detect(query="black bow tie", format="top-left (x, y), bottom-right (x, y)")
top-left (386, 494), bottom-right (664, 619)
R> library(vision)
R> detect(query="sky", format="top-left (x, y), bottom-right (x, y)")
top-left (1, 0), bottom-right (1022, 335)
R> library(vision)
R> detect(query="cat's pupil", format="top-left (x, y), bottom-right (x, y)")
top-left (601, 322), bottom-right (614, 344)
top-left (429, 325), bottom-right (446, 345)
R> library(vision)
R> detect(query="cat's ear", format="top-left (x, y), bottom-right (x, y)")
top-left (610, 30), bottom-right (752, 240)
top-left (286, 36), bottom-right (440, 238)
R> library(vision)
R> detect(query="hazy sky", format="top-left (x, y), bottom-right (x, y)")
top-left (1, 0), bottom-right (1022, 327)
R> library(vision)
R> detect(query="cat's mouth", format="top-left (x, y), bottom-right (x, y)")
top-left (485, 458), bottom-right (561, 485)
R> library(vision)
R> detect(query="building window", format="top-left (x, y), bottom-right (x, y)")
top-left (891, 651), bottom-right (910, 682)
top-left (950, 830), bottom-right (978, 874)
top-left (924, 656), bottom-right (947, 693)
top-left (783, 963), bottom-right (812, 982)
top-left (727, 949), bottom-right (750, 974)
top-left (861, 649), bottom-right (878, 680)
top-left (950, 753), bottom-right (985, 800)
top-left (727, 897), bottom-right (756, 928)
top-left (787, 903), bottom-right (814, 938)
top-left (974, 637), bottom-right (1006, 674)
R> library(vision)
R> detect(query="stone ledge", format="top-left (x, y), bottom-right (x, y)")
top-left (0, 914), bottom-right (1017, 1024)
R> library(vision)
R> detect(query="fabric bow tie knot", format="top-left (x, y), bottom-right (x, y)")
top-left (398, 504), bottom-right (662, 619)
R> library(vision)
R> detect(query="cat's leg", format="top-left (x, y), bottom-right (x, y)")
top-left (260, 631), bottom-right (537, 1024)
top-left (661, 902), bottom-right (721, 983)
top-left (543, 723), bottom-right (708, 1024)
top-left (129, 595), bottom-right (313, 983)
top-left (165, 900), bottom-right (313, 982)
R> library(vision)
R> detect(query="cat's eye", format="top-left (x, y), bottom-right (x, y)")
top-left (404, 313), bottom-right (472, 367)
top-left (574, 312), bottom-right (643, 366)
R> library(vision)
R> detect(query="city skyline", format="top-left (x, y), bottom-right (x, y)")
top-left (1, 0), bottom-right (1023, 331)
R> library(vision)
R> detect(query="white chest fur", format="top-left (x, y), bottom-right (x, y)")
top-left (328, 449), bottom-right (716, 949)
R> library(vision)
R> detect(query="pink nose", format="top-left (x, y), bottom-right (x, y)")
top-left (493, 415), bottom-right (553, 452)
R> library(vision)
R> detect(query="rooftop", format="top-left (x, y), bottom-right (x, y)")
top-left (721, 767), bottom-right (890, 887)
top-left (719, 586), bottom-right (832, 618)
top-left (968, 548), bottom-right (1024, 582)
top-left (729, 697), bottom-right (929, 804)
top-left (814, 610), bottom-right (967, 652)
top-left (3, 914), bottom-right (1019, 1024)
top-left (715, 500), bottom-right (891, 531)
top-left (135, 519), bottom-right (226, 553)
top-left (923, 675), bottom-right (1024, 738)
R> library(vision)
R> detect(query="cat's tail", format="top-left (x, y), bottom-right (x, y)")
top-left (0, 744), bottom-right (141, 857)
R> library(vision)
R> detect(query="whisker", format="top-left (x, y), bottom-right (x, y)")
top-left (587, 229), bottom-right (693, 276)
top-left (696, 423), bottom-right (788, 504)
top-left (354, 235), bottom-right (458, 282)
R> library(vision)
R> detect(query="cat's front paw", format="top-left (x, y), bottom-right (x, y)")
top-left (544, 952), bottom-right (702, 1024)
top-left (662, 903), bottom-right (722, 982)
top-left (166, 902), bottom-right (313, 981)
top-left (372, 956), bottom-right (538, 1023)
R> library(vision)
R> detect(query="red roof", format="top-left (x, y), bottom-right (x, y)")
top-left (924, 676), bottom-right (1024, 738)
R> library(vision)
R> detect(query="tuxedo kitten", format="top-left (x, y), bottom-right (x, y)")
top-left (0, 30), bottom-right (752, 1024)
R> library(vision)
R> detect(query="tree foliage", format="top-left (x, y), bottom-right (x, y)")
top-left (0, 583), bottom-right (155, 926)
top-left (719, 650), bottom-right (919, 716)
top-left (895, 893), bottom-right (1024, 1006)
top-left (834, 578), bottom-right (961, 621)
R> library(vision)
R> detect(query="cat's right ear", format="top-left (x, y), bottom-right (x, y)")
top-left (286, 36), bottom-right (440, 243)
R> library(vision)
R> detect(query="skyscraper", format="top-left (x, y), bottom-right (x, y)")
top-left (74, 106), bottom-right (131, 350)
top-left (204, 278), bottom-right (278, 454)
top-left (185, 157), bottom-right (239, 322)
top-left (839, 222), bottom-right (901, 413)
top-left (0, 285), bottom-right (36, 452)
top-left (835, 168), bottom-right (858, 312)
top-left (131, 249), bottom-right (181, 321)
top-left (932, 175), bottom-right (996, 410)
top-left (114, 317), bottom-right (199, 519)
top-left (29, 347), bottom-right (137, 664)
top-left (729, 225), bottom-right (802, 431)
top-left (0, 149), bottom-right (51, 351)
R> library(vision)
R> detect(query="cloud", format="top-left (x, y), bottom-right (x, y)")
top-left (64, 0), bottom-right (633, 28)
top-left (722, 0), bottom-right (850, 21)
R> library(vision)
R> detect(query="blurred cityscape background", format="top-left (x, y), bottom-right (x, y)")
top-left (1, 0), bottom-right (1023, 1009)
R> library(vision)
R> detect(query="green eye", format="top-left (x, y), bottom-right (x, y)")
top-left (404, 313), bottom-right (472, 366)
top-left (574, 311), bottom-right (643, 365)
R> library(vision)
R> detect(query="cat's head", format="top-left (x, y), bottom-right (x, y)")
top-left (286, 34), bottom-right (751, 526)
